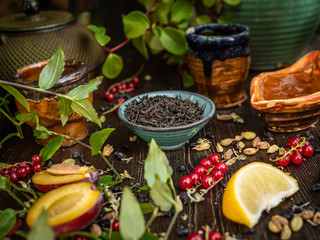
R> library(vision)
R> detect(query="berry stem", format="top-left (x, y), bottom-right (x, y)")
top-left (6, 180), bottom-right (38, 200)
top-left (164, 209), bottom-right (179, 240)
top-left (270, 137), bottom-right (306, 162)
top-left (4, 187), bottom-right (28, 209)
top-left (144, 207), bottom-right (159, 232)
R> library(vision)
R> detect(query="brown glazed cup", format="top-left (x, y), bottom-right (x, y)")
top-left (186, 23), bottom-right (250, 109)
top-left (13, 59), bottom-right (92, 146)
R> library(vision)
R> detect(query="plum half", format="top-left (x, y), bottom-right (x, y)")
top-left (26, 182), bottom-right (103, 237)
top-left (32, 165), bottom-right (99, 192)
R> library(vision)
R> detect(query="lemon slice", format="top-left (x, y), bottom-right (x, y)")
top-left (222, 162), bottom-right (299, 228)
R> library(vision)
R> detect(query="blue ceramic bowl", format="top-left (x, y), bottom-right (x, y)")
top-left (118, 90), bottom-right (215, 150)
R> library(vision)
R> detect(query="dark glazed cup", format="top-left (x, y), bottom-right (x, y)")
top-left (186, 23), bottom-right (250, 109)
top-left (13, 59), bottom-right (92, 146)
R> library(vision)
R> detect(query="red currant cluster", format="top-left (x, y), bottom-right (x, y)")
top-left (273, 136), bottom-right (314, 167)
top-left (179, 153), bottom-right (227, 191)
top-left (0, 154), bottom-right (43, 182)
top-left (187, 230), bottom-right (224, 240)
top-left (103, 77), bottom-right (139, 102)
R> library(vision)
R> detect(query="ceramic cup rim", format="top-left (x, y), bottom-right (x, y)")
top-left (185, 23), bottom-right (250, 44)
top-left (118, 90), bottom-right (215, 132)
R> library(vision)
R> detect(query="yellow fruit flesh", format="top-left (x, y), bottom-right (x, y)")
top-left (26, 182), bottom-right (100, 227)
top-left (32, 170), bottom-right (87, 185)
top-left (222, 162), bottom-right (299, 228)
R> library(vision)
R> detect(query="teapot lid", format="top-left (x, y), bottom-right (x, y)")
top-left (0, 0), bottom-right (73, 32)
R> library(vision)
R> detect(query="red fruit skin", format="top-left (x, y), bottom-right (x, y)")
top-left (110, 87), bottom-right (117, 94)
top-left (202, 175), bottom-right (214, 189)
top-left (6, 219), bottom-right (22, 237)
top-left (187, 232), bottom-right (204, 240)
top-left (52, 193), bottom-right (103, 237)
top-left (209, 230), bottom-right (224, 240)
top-left (32, 154), bottom-right (41, 164)
top-left (200, 158), bottom-right (213, 170)
top-left (179, 176), bottom-right (193, 190)
top-left (211, 169), bottom-right (223, 181)
top-left (132, 77), bottom-right (139, 87)
top-left (193, 166), bottom-right (206, 177)
top-left (291, 152), bottom-right (303, 164)
top-left (112, 220), bottom-right (120, 231)
top-left (215, 162), bottom-right (228, 173)
top-left (188, 172), bottom-right (201, 185)
top-left (277, 155), bottom-right (291, 167)
top-left (34, 171), bottom-right (99, 192)
top-left (208, 153), bottom-right (221, 165)
top-left (289, 136), bottom-right (300, 148)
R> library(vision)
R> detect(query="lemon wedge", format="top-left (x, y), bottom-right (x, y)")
top-left (222, 162), bottom-right (299, 228)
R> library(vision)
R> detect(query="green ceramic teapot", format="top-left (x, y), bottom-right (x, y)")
top-left (0, 0), bottom-right (105, 81)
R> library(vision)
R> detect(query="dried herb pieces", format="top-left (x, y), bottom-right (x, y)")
top-left (125, 95), bottom-right (204, 127)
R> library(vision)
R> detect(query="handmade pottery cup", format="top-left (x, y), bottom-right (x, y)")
top-left (186, 23), bottom-right (250, 109)
top-left (13, 59), bottom-right (92, 146)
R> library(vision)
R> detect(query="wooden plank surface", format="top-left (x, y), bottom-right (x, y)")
top-left (0, 43), bottom-right (319, 240)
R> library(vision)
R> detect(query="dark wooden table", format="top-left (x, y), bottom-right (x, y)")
top-left (0, 39), bottom-right (319, 240)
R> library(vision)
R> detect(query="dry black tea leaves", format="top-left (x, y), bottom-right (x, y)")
top-left (125, 95), bottom-right (204, 127)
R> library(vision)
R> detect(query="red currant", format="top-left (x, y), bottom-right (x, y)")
top-left (1, 168), bottom-right (9, 176)
top-left (10, 167), bottom-right (17, 174)
top-left (202, 174), bottom-right (214, 189)
top-left (187, 232), bottom-right (204, 240)
top-left (209, 230), bottom-right (224, 240)
top-left (179, 176), bottom-right (193, 190)
top-left (106, 93), bottom-right (114, 102)
top-left (208, 153), bottom-right (221, 165)
top-left (289, 136), bottom-right (300, 148)
top-left (132, 77), bottom-right (139, 87)
top-left (291, 152), bottom-right (303, 164)
top-left (10, 172), bottom-right (19, 182)
top-left (116, 97), bottom-right (126, 104)
top-left (188, 172), bottom-right (201, 185)
top-left (303, 145), bottom-right (314, 157)
top-left (110, 87), bottom-right (117, 94)
top-left (214, 162), bottom-right (227, 173)
top-left (211, 169), bottom-right (223, 181)
top-left (16, 167), bottom-right (27, 178)
top-left (32, 164), bottom-right (42, 172)
top-left (277, 154), bottom-right (291, 166)
top-left (116, 85), bottom-right (123, 91)
top-left (193, 166), bottom-right (206, 177)
top-left (121, 83), bottom-right (127, 90)
top-left (25, 165), bottom-right (32, 174)
top-left (112, 220), bottom-right (120, 231)
top-left (200, 158), bottom-right (213, 170)
top-left (103, 90), bottom-right (110, 99)
top-left (126, 82), bottom-right (134, 89)
top-left (31, 154), bottom-right (41, 164)
top-left (19, 162), bottom-right (28, 167)
top-left (293, 147), bottom-right (303, 155)
top-left (301, 140), bottom-right (310, 151)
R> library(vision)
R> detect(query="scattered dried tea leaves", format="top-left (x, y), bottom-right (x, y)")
top-left (121, 157), bottom-right (134, 164)
top-left (129, 135), bottom-right (137, 142)
top-left (241, 131), bottom-right (256, 140)
top-left (216, 113), bottom-right (244, 123)
top-left (236, 141), bottom-right (245, 150)
top-left (216, 143), bottom-right (224, 153)
top-left (256, 141), bottom-right (270, 150)
top-left (267, 145), bottom-right (279, 154)
top-left (120, 170), bottom-right (135, 180)
top-left (230, 112), bottom-right (244, 123)
top-left (217, 114), bottom-right (232, 121)
top-left (226, 157), bottom-right (237, 166)
top-left (220, 138), bottom-right (233, 147)
top-left (224, 149), bottom-right (233, 160)
top-left (252, 136), bottom-right (261, 148)
top-left (103, 144), bottom-right (114, 156)
top-left (125, 95), bottom-right (204, 127)
top-left (243, 148), bottom-right (259, 156)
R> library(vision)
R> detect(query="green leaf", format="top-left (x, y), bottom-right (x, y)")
top-left (0, 162), bottom-right (10, 168)
top-left (0, 84), bottom-right (30, 112)
top-left (193, 15), bottom-right (211, 26)
top-left (71, 99), bottom-right (101, 127)
top-left (34, 125), bottom-right (53, 139)
top-left (101, 231), bottom-right (158, 240)
top-left (159, 27), bottom-right (187, 55)
top-left (162, 53), bottom-right (183, 65)
top-left (123, 11), bottom-right (150, 39)
top-left (183, 71), bottom-right (195, 88)
top-left (148, 35), bottom-right (164, 54)
top-left (39, 137), bottom-right (63, 165)
top-left (149, 177), bottom-right (175, 212)
top-left (137, 184), bottom-right (149, 193)
top-left (177, 20), bottom-right (189, 29)
top-left (102, 53), bottom-right (123, 79)
top-left (141, 232), bottom-right (158, 240)
top-left (144, 139), bottom-right (171, 187)
top-left (89, 128), bottom-right (114, 155)
top-left (27, 209), bottom-right (54, 240)
top-left (15, 112), bottom-right (34, 123)
top-left (224, 0), bottom-right (241, 6)
top-left (97, 175), bottom-right (117, 192)
top-left (120, 187), bottom-right (145, 240)
top-left (39, 45), bottom-right (65, 90)
top-left (202, 0), bottom-right (217, 7)
top-left (132, 36), bottom-right (149, 59)
top-left (57, 97), bottom-right (72, 126)
top-left (140, 202), bottom-right (155, 214)
top-left (171, 0), bottom-right (192, 23)
top-left (0, 208), bottom-right (16, 238)
top-left (68, 76), bottom-right (103, 100)
top-left (217, 15), bottom-right (235, 24)
top-left (0, 177), bottom-right (6, 189)
top-left (88, 25), bottom-right (111, 46)
top-left (155, 3), bottom-right (172, 24)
